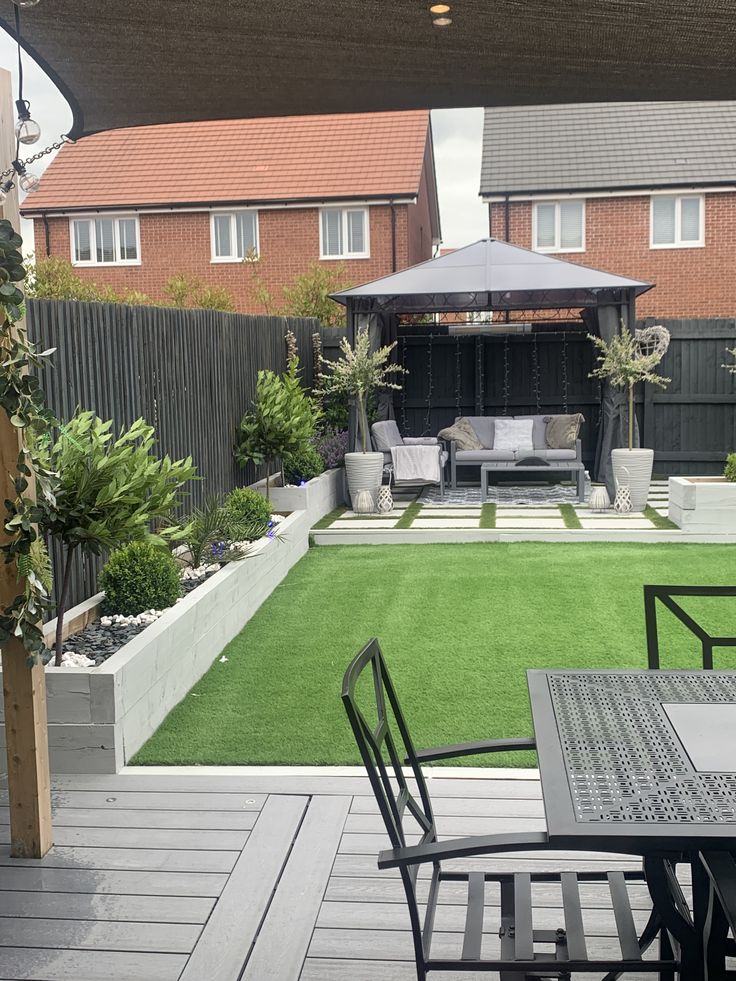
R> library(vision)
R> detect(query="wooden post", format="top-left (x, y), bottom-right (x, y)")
top-left (0, 68), bottom-right (53, 858)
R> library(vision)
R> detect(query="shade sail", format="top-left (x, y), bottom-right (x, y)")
top-left (3, 1), bottom-right (736, 139)
top-left (332, 239), bottom-right (653, 313)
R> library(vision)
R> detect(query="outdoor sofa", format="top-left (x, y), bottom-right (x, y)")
top-left (443, 414), bottom-right (583, 488)
top-left (371, 420), bottom-right (448, 497)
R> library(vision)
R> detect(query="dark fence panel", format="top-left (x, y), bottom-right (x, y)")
top-left (322, 319), bottom-right (736, 477)
top-left (27, 299), bottom-right (320, 610)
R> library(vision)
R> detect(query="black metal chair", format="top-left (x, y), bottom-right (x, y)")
top-left (644, 585), bottom-right (736, 670)
top-left (342, 639), bottom-right (680, 980)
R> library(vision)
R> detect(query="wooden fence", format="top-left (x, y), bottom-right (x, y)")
top-left (322, 318), bottom-right (736, 476)
top-left (28, 299), bottom-right (320, 609)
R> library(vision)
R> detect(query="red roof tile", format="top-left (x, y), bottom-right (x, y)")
top-left (21, 111), bottom-right (431, 213)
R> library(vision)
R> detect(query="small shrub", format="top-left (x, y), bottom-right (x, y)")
top-left (283, 444), bottom-right (324, 485)
top-left (223, 487), bottom-right (272, 540)
top-left (314, 427), bottom-right (348, 469)
top-left (100, 541), bottom-right (182, 615)
top-left (724, 453), bottom-right (736, 482)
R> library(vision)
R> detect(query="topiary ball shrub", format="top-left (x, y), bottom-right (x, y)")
top-left (223, 487), bottom-right (271, 541)
top-left (283, 445), bottom-right (324, 485)
top-left (100, 541), bottom-right (182, 616)
top-left (725, 453), bottom-right (736, 482)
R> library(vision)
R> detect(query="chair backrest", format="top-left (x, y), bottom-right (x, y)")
top-left (371, 420), bottom-right (404, 452)
top-left (644, 584), bottom-right (736, 669)
top-left (342, 639), bottom-right (436, 853)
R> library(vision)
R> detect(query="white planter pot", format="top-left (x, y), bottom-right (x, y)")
top-left (344, 451), bottom-right (384, 508)
top-left (669, 476), bottom-right (736, 532)
top-left (611, 448), bottom-right (654, 512)
top-left (250, 467), bottom-right (345, 516)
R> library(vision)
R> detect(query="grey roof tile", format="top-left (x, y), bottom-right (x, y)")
top-left (480, 102), bottom-right (736, 195)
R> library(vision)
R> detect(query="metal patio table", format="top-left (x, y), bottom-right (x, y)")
top-left (528, 669), bottom-right (736, 979)
top-left (481, 460), bottom-right (586, 502)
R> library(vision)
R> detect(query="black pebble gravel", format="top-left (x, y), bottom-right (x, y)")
top-left (62, 568), bottom-right (220, 666)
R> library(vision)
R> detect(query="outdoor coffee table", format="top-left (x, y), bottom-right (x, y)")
top-left (481, 460), bottom-right (585, 502)
top-left (528, 669), bottom-right (736, 979)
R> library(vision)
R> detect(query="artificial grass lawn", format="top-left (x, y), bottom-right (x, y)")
top-left (133, 542), bottom-right (736, 768)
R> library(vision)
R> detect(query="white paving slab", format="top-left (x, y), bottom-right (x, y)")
top-left (578, 519), bottom-right (664, 530)
top-left (495, 507), bottom-right (563, 517)
top-left (419, 508), bottom-right (482, 517)
top-left (412, 518), bottom-right (480, 528)
top-left (330, 519), bottom-right (399, 529)
top-left (496, 517), bottom-right (566, 528)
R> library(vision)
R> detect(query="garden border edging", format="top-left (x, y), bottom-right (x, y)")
top-left (0, 507), bottom-right (315, 773)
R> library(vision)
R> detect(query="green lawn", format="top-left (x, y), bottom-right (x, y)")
top-left (133, 543), bottom-right (736, 768)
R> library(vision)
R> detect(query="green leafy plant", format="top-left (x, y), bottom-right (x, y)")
top-left (99, 541), bottom-right (182, 615)
top-left (25, 255), bottom-right (150, 306)
top-left (724, 453), bottom-right (736, 482)
top-left (0, 222), bottom-right (58, 662)
top-left (223, 487), bottom-right (272, 539)
top-left (40, 411), bottom-right (196, 664)
top-left (282, 444), bottom-right (324, 485)
top-left (235, 356), bottom-right (320, 496)
top-left (318, 327), bottom-right (405, 452)
top-left (281, 262), bottom-right (350, 328)
top-left (588, 325), bottom-right (669, 450)
top-left (163, 274), bottom-right (235, 312)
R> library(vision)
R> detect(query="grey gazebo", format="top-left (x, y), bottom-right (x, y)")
top-left (331, 239), bottom-right (653, 490)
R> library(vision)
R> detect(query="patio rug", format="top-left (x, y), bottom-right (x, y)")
top-left (418, 480), bottom-right (591, 506)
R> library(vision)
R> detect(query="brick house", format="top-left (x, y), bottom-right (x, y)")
top-left (21, 111), bottom-right (441, 312)
top-left (480, 102), bottom-right (736, 318)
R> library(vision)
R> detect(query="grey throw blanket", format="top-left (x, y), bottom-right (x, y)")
top-left (391, 444), bottom-right (440, 483)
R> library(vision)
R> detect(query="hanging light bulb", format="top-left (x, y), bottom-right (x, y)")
top-left (11, 0), bottom-right (41, 7)
top-left (18, 171), bottom-right (39, 193)
top-left (0, 180), bottom-right (15, 205)
top-left (15, 100), bottom-right (41, 145)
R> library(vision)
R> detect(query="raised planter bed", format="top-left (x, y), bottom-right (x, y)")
top-left (251, 466), bottom-right (344, 517)
top-left (0, 507), bottom-right (316, 773)
top-left (669, 476), bottom-right (736, 532)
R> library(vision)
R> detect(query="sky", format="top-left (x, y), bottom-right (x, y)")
top-left (0, 33), bottom-right (488, 252)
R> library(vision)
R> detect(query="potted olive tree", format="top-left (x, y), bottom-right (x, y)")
top-left (589, 323), bottom-right (670, 511)
top-left (319, 328), bottom-right (405, 509)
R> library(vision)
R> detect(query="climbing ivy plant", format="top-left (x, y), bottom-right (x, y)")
top-left (0, 219), bottom-right (58, 663)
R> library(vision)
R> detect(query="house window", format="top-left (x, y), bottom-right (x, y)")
top-left (650, 194), bottom-right (704, 248)
top-left (211, 211), bottom-right (259, 261)
top-left (320, 207), bottom-right (369, 259)
top-left (70, 215), bottom-right (140, 265)
top-left (533, 200), bottom-right (585, 253)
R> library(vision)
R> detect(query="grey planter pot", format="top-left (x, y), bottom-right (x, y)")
top-left (611, 448), bottom-right (654, 512)
top-left (344, 451), bottom-right (384, 509)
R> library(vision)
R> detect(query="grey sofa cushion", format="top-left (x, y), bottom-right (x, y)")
top-left (455, 449), bottom-right (515, 462)
top-left (526, 448), bottom-right (578, 462)
top-left (372, 420), bottom-right (403, 452)
top-left (464, 416), bottom-right (496, 449)
top-left (514, 414), bottom-right (548, 450)
top-left (545, 413), bottom-right (584, 450)
top-left (439, 418), bottom-right (482, 450)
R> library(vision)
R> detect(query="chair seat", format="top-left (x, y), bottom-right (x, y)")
top-left (430, 868), bottom-right (676, 977)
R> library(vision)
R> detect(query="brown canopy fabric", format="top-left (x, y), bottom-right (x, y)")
top-left (2, 0), bottom-right (736, 140)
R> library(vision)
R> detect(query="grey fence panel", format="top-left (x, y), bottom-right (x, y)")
top-left (26, 300), bottom-right (319, 610)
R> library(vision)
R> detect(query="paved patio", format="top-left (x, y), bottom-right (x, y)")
top-left (312, 480), bottom-right (710, 543)
top-left (0, 767), bottom-right (665, 980)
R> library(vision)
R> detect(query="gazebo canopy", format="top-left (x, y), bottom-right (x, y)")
top-left (332, 239), bottom-right (652, 315)
top-left (2, 0), bottom-right (736, 139)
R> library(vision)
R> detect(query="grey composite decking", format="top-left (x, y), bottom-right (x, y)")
top-left (0, 769), bottom-right (665, 980)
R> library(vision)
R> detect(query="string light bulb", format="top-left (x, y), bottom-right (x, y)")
top-left (18, 171), bottom-right (39, 192)
top-left (15, 101), bottom-right (41, 145)
top-left (11, 0), bottom-right (41, 7)
top-left (0, 180), bottom-right (15, 205)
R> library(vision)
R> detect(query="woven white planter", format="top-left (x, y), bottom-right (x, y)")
top-left (611, 448), bottom-right (654, 512)
top-left (344, 451), bottom-right (384, 508)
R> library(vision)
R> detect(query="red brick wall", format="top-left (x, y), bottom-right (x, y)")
top-left (35, 202), bottom-right (420, 312)
top-left (489, 193), bottom-right (736, 318)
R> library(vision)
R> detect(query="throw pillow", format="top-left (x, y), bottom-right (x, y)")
top-left (438, 418), bottom-right (482, 451)
top-left (545, 413), bottom-right (585, 450)
top-left (493, 417), bottom-right (534, 455)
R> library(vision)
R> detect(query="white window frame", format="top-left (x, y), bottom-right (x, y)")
top-left (532, 199), bottom-right (586, 254)
top-left (319, 206), bottom-right (370, 260)
top-left (210, 209), bottom-right (260, 263)
top-left (649, 193), bottom-right (705, 249)
top-left (69, 214), bottom-right (141, 267)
